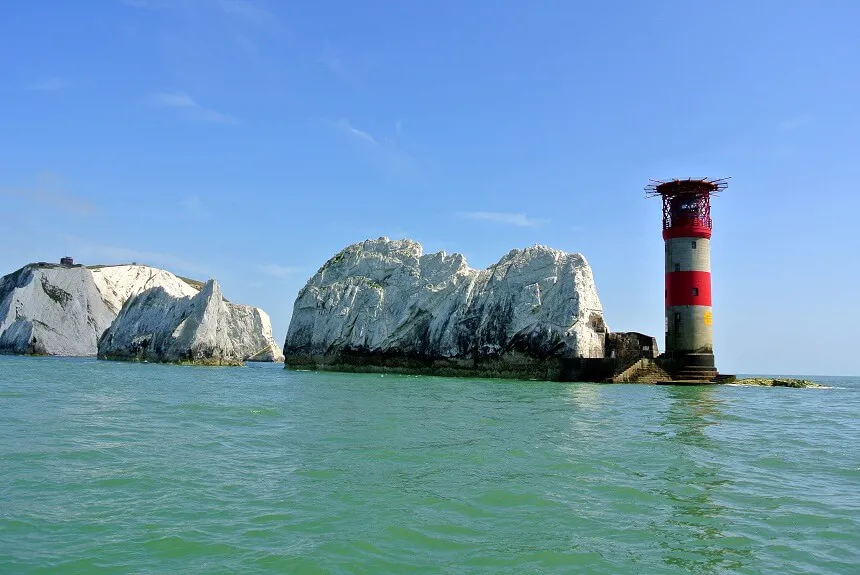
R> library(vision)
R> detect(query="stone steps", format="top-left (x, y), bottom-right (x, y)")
top-left (607, 359), bottom-right (735, 385)
top-left (673, 365), bottom-right (719, 381)
top-left (609, 359), bottom-right (671, 383)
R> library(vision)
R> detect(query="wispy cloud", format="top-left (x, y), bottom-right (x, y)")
top-left (123, 0), bottom-right (279, 67)
top-left (217, 0), bottom-right (275, 29)
top-left (153, 92), bottom-right (195, 107)
top-left (179, 194), bottom-right (203, 213)
top-left (332, 118), bottom-right (378, 145)
top-left (24, 78), bottom-right (64, 92)
top-left (456, 211), bottom-right (545, 227)
top-left (319, 43), bottom-right (348, 80)
top-left (318, 41), bottom-right (366, 86)
top-left (151, 91), bottom-right (240, 124)
top-left (60, 234), bottom-right (211, 277)
top-left (0, 173), bottom-right (94, 215)
top-left (231, 31), bottom-right (258, 58)
top-left (120, 0), bottom-right (169, 8)
top-left (327, 118), bottom-right (423, 183)
top-left (216, 0), bottom-right (281, 60)
top-left (257, 263), bottom-right (300, 277)
top-left (779, 115), bottom-right (812, 132)
top-left (320, 54), bottom-right (347, 79)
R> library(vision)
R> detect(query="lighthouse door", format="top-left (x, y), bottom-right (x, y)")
top-left (673, 312), bottom-right (682, 335)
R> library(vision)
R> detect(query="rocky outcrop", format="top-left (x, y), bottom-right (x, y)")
top-left (733, 378), bottom-right (822, 388)
top-left (98, 280), bottom-right (284, 365)
top-left (284, 238), bottom-right (608, 379)
top-left (0, 264), bottom-right (115, 356)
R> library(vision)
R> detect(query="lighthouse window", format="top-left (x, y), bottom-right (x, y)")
top-left (674, 263), bottom-right (680, 272)
top-left (692, 287), bottom-right (699, 296)
top-left (691, 241), bottom-right (697, 249)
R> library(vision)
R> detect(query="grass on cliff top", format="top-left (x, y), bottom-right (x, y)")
top-left (734, 378), bottom-right (824, 388)
top-left (176, 276), bottom-right (206, 290)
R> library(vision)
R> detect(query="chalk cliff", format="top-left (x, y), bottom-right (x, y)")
top-left (1, 263), bottom-right (281, 363)
top-left (284, 238), bottom-right (608, 379)
top-left (90, 264), bottom-right (200, 314)
top-left (0, 263), bottom-right (202, 357)
top-left (0, 264), bottom-right (116, 356)
top-left (98, 280), bottom-right (284, 365)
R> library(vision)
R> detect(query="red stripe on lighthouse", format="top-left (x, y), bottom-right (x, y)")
top-left (665, 271), bottom-right (712, 307)
top-left (662, 223), bottom-right (712, 240)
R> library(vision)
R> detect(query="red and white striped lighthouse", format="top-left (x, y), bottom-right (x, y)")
top-left (646, 178), bottom-right (728, 381)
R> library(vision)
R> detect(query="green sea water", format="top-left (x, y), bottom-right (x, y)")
top-left (1, 356), bottom-right (858, 574)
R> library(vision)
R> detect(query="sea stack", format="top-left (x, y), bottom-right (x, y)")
top-left (99, 280), bottom-right (284, 365)
top-left (284, 238), bottom-right (608, 380)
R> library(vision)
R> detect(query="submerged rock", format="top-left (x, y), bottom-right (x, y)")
top-left (284, 238), bottom-right (608, 379)
top-left (0, 264), bottom-right (115, 356)
top-left (99, 280), bottom-right (284, 365)
top-left (734, 378), bottom-right (824, 388)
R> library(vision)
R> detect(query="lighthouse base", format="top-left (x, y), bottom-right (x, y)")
top-left (663, 353), bottom-right (721, 382)
top-left (676, 352), bottom-right (716, 368)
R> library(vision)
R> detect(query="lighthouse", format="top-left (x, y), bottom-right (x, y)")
top-left (646, 178), bottom-right (728, 381)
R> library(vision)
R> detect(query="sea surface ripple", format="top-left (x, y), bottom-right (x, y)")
top-left (1, 356), bottom-right (858, 574)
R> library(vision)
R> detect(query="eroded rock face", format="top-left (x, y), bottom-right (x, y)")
top-left (90, 264), bottom-right (200, 314)
top-left (0, 264), bottom-right (115, 356)
top-left (284, 238), bottom-right (608, 379)
top-left (98, 280), bottom-right (284, 365)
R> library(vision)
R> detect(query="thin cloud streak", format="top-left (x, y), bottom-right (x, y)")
top-left (257, 264), bottom-right (300, 277)
top-left (320, 51), bottom-right (347, 79)
top-left (179, 195), bottom-right (203, 213)
top-left (0, 174), bottom-right (94, 215)
top-left (217, 0), bottom-right (275, 29)
top-left (60, 234), bottom-right (212, 277)
top-left (779, 115), bottom-right (812, 131)
top-left (456, 211), bottom-right (545, 227)
top-left (151, 92), bottom-right (240, 124)
top-left (124, 0), bottom-right (279, 55)
top-left (24, 78), bottom-right (64, 91)
top-left (333, 118), bottom-right (377, 145)
top-left (120, 0), bottom-right (168, 8)
top-left (327, 118), bottom-right (423, 183)
top-left (319, 42), bottom-right (359, 85)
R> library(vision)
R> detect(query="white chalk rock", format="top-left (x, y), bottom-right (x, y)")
top-left (99, 280), bottom-right (284, 364)
top-left (0, 264), bottom-right (115, 356)
top-left (1, 262), bottom-right (281, 362)
top-left (90, 264), bottom-right (200, 314)
top-left (285, 238), bottom-right (607, 374)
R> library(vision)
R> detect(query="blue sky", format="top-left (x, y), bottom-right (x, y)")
top-left (1, 0), bottom-right (858, 375)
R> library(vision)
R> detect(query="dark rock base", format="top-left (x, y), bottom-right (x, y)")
top-left (98, 354), bottom-right (244, 367)
top-left (285, 351), bottom-right (627, 382)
